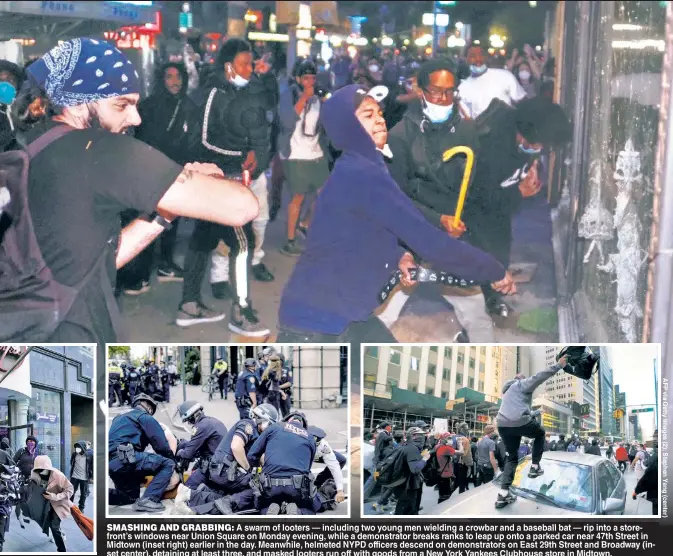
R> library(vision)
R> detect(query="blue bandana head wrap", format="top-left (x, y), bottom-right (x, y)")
top-left (26, 37), bottom-right (140, 107)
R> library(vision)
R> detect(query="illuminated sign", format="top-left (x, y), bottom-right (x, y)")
top-left (248, 32), bottom-right (289, 43)
top-left (107, 1), bottom-right (153, 5)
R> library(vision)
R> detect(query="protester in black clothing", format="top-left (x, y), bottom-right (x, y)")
top-left (177, 38), bottom-right (274, 337)
top-left (393, 427), bottom-right (430, 515)
top-left (634, 430), bottom-right (658, 515)
top-left (118, 62), bottom-right (199, 294)
top-left (14, 435), bottom-right (38, 479)
top-left (373, 422), bottom-right (395, 466)
top-left (586, 439), bottom-right (602, 456)
top-left (0, 60), bottom-right (24, 152)
top-left (555, 434), bottom-right (567, 451)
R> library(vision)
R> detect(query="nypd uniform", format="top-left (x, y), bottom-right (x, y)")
top-left (247, 420), bottom-right (317, 515)
top-left (187, 419), bottom-right (260, 514)
top-left (311, 432), bottom-right (346, 491)
top-left (108, 364), bottom-right (123, 406)
top-left (178, 416), bottom-right (228, 489)
top-left (127, 367), bottom-right (140, 401)
top-left (235, 369), bottom-right (258, 419)
top-left (108, 408), bottom-right (175, 505)
top-left (279, 365), bottom-right (294, 418)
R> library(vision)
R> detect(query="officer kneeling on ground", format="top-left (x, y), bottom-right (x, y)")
top-left (247, 411), bottom-right (316, 515)
top-left (174, 404), bottom-right (278, 515)
top-left (175, 401), bottom-right (228, 489)
top-left (108, 393), bottom-right (175, 512)
top-left (235, 358), bottom-right (259, 419)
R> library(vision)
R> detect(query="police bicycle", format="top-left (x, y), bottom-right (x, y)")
top-left (201, 373), bottom-right (219, 402)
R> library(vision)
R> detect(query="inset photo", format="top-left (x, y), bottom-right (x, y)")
top-left (106, 344), bottom-right (349, 517)
top-left (362, 344), bottom-right (660, 518)
top-left (0, 345), bottom-right (95, 553)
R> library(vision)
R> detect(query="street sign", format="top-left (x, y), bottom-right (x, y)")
top-left (631, 407), bottom-right (654, 413)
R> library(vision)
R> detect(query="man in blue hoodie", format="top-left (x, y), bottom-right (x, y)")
top-left (277, 83), bottom-right (515, 343)
top-left (494, 353), bottom-right (568, 509)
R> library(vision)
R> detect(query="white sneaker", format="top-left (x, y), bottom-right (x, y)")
top-left (175, 484), bottom-right (191, 505)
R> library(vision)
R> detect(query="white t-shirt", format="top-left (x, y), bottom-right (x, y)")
top-left (458, 68), bottom-right (528, 119)
top-left (289, 97), bottom-right (323, 161)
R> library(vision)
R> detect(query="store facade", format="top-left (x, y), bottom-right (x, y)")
top-left (0, 346), bottom-right (94, 475)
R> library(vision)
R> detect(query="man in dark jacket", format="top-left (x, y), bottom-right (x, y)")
top-left (0, 60), bottom-right (24, 152)
top-left (70, 440), bottom-right (93, 511)
top-left (277, 83), bottom-right (515, 344)
top-left (117, 61), bottom-right (199, 293)
top-left (176, 39), bottom-right (275, 336)
top-left (393, 427), bottom-right (430, 515)
top-left (634, 430), bottom-right (658, 515)
top-left (14, 435), bottom-right (39, 479)
top-left (585, 439), bottom-right (602, 456)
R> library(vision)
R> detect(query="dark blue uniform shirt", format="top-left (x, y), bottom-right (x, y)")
top-left (247, 422), bottom-right (316, 477)
top-left (108, 408), bottom-right (172, 458)
top-left (177, 416), bottom-right (228, 461)
top-left (235, 370), bottom-right (258, 398)
top-left (213, 419), bottom-right (259, 463)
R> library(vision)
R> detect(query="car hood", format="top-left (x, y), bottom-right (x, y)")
top-left (436, 482), bottom-right (591, 517)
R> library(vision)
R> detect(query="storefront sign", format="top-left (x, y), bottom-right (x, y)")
top-left (39, 1), bottom-right (75, 14)
top-left (35, 412), bottom-right (58, 424)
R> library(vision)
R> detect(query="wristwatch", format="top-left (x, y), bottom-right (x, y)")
top-left (150, 212), bottom-right (173, 230)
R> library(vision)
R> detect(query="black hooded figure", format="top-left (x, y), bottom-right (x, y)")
top-left (14, 435), bottom-right (38, 479)
top-left (117, 61), bottom-right (199, 291)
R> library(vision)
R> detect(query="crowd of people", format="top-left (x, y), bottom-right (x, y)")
top-left (0, 33), bottom-right (570, 344)
top-left (107, 346), bottom-right (346, 515)
top-left (107, 358), bottom-right (175, 407)
top-left (0, 435), bottom-right (93, 552)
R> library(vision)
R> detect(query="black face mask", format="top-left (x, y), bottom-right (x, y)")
top-left (412, 437), bottom-right (425, 449)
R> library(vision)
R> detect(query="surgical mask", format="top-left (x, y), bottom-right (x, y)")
top-left (228, 65), bottom-right (249, 88)
top-left (470, 64), bottom-right (487, 77)
top-left (519, 70), bottom-right (531, 82)
top-left (39, 471), bottom-right (50, 477)
top-left (518, 143), bottom-right (542, 155)
top-left (0, 81), bottom-right (16, 105)
top-left (75, 447), bottom-right (82, 454)
top-left (422, 94), bottom-right (453, 123)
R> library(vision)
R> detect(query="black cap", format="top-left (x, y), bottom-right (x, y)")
top-left (354, 84), bottom-right (389, 110)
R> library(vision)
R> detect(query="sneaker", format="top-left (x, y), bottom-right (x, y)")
top-left (528, 465), bottom-right (544, 478)
top-left (132, 498), bottom-right (165, 513)
top-left (252, 263), bottom-right (275, 282)
top-left (176, 302), bottom-right (225, 327)
top-left (494, 491), bottom-right (517, 509)
top-left (228, 304), bottom-right (270, 337)
top-left (296, 224), bottom-right (309, 239)
top-left (124, 280), bottom-right (151, 296)
top-left (211, 281), bottom-right (233, 300)
top-left (280, 240), bottom-right (303, 257)
top-left (267, 503), bottom-right (281, 515)
top-left (284, 502), bottom-right (299, 515)
top-left (371, 502), bottom-right (388, 513)
top-left (157, 264), bottom-right (184, 283)
top-left (486, 296), bottom-right (512, 318)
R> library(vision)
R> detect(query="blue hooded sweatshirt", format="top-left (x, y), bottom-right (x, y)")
top-left (278, 84), bottom-right (506, 335)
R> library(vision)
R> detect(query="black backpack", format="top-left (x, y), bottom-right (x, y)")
top-left (0, 125), bottom-right (110, 342)
top-left (377, 446), bottom-right (407, 489)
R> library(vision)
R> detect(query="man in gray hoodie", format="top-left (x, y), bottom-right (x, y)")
top-left (494, 353), bottom-right (568, 508)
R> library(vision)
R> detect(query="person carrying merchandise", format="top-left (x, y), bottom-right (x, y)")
top-left (69, 440), bottom-right (93, 512)
top-left (476, 425), bottom-right (499, 486)
top-left (234, 358), bottom-right (259, 419)
top-left (586, 438), bottom-right (602, 456)
top-left (174, 401), bottom-right (227, 489)
top-left (276, 83), bottom-right (515, 344)
top-left (308, 425), bottom-right (346, 506)
top-left (31, 455), bottom-right (74, 552)
top-left (14, 435), bottom-right (39, 480)
top-left (177, 38), bottom-right (275, 336)
top-left (494, 353), bottom-right (569, 509)
top-left (175, 404), bottom-right (278, 516)
top-left (245, 411), bottom-right (316, 515)
top-left (213, 358), bottom-right (230, 400)
top-left (615, 444), bottom-right (629, 473)
top-left (278, 356), bottom-right (294, 418)
top-left (391, 426), bottom-right (431, 515)
top-left (108, 393), bottom-right (175, 513)
top-left (1, 37), bottom-right (259, 346)
top-left (634, 430), bottom-right (658, 515)
top-left (454, 422), bottom-right (473, 494)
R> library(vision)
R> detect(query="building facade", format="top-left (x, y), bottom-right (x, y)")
top-left (0, 346), bottom-right (94, 475)
top-left (597, 347), bottom-right (615, 435)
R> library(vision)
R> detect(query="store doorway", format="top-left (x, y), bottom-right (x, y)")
top-left (71, 395), bottom-right (93, 456)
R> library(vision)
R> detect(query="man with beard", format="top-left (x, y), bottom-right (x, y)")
top-left (176, 38), bottom-right (274, 336)
top-left (118, 62), bottom-right (198, 294)
top-left (6, 38), bottom-right (258, 347)
top-left (0, 60), bottom-right (24, 152)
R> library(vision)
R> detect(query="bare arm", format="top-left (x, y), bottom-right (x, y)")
top-left (156, 165), bottom-right (259, 228)
top-left (116, 219), bottom-right (165, 269)
top-left (231, 435), bottom-right (250, 471)
top-left (250, 392), bottom-right (257, 407)
top-left (490, 450), bottom-right (498, 471)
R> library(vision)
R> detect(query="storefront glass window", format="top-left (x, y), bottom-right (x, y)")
top-left (66, 346), bottom-right (94, 380)
top-left (29, 351), bottom-right (65, 389)
top-left (68, 363), bottom-right (89, 396)
top-left (28, 387), bottom-right (63, 472)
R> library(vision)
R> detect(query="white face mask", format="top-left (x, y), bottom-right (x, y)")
top-left (75, 447), bottom-right (82, 454)
top-left (422, 94), bottom-right (453, 124)
top-left (228, 64), bottom-right (249, 88)
top-left (519, 70), bottom-right (531, 81)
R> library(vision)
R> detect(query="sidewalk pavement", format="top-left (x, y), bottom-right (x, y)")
top-left (4, 490), bottom-right (94, 553)
top-left (118, 185), bottom-right (557, 343)
top-left (107, 383), bottom-right (349, 516)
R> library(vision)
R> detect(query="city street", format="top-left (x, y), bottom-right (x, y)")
top-left (106, 381), bottom-right (349, 516)
top-left (3, 490), bottom-right (94, 552)
top-left (118, 190), bottom-right (557, 344)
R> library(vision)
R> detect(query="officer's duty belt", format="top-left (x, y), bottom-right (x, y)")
top-left (379, 266), bottom-right (476, 304)
top-left (268, 477), bottom-right (295, 487)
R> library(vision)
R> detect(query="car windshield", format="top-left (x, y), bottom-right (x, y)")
top-left (508, 458), bottom-right (594, 513)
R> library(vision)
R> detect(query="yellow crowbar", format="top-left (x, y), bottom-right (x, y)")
top-left (442, 146), bottom-right (475, 226)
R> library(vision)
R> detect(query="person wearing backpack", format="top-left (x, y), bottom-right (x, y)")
top-left (615, 444), bottom-right (629, 473)
top-left (1, 37), bottom-right (259, 346)
top-left (628, 442), bottom-right (638, 467)
top-left (631, 444), bottom-right (648, 473)
top-left (476, 425), bottom-right (499, 486)
top-left (454, 422), bottom-right (473, 494)
top-left (435, 432), bottom-right (460, 503)
top-left (391, 427), bottom-right (431, 515)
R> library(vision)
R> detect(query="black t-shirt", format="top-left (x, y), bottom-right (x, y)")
top-left (25, 120), bottom-right (183, 344)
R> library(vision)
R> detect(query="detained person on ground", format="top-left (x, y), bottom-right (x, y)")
top-left (277, 83), bottom-right (515, 344)
top-left (8, 38), bottom-right (258, 347)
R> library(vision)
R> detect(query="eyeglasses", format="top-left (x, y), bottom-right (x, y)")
top-left (423, 88), bottom-right (455, 101)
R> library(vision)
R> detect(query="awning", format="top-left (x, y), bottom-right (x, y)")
top-left (364, 387), bottom-right (455, 418)
top-left (447, 387), bottom-right (501, 413)
top-left (0, 1), bottom-right (160, 41)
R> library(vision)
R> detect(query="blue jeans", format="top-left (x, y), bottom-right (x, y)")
top-left (109, 451), bottom-right (175, 503)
